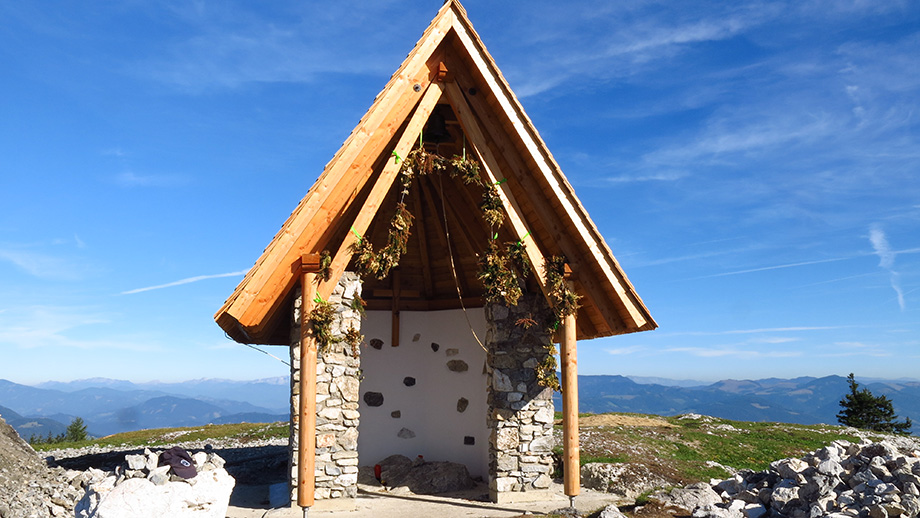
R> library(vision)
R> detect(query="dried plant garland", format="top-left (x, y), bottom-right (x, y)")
top-left (450, 155), bottom-right (480, 184)
top-left (536, 347), bottom-right (561, 392)
top-left (477, 241), bottom-right (522, 306)
top-left (506, 240), bottom-right (531, 279)
top-left (309, 300), bottom-right (337, 352)
top-left (479, 186), bottom-right (505, 229)
top-left (343, 326), bottom-right (363, 358)
top-left (348, 146), bottom-right (482, 281)
top-left (545, 255), bottom-right (580, 320)
top-left (318, 249), bottom-right (333, 282)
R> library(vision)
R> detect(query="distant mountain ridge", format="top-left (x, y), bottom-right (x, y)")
top-left (0, 378), bottom-right (289, 439)
top-left (558, 374), bottom-right (920, 433)
top-left (4, 375), bottom-right (918, 440)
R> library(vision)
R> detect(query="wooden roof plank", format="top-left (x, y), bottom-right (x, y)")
top-left (449, 14), bottom-right (654, 332)
top-left (316, 82), bottom-right (446, 303)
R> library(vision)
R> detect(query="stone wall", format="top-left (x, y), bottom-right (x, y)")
top-left (289, 272), bottom-right (363, 501)
top-left (485, 293), bottom-right (557, 503)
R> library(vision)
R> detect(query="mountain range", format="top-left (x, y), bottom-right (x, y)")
top-left (0, 378), bottom-right (289, 440)
top-left (557, 374), bottom-right (920, 432)
top-left (2, 374), bottom-right (917, 441)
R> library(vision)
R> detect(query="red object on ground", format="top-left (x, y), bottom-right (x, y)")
top-left (374, 464), bottom-right (382, 482)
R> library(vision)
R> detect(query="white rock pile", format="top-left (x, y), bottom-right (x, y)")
top-left (656, 439), bottom-right (920, 518)
top-left (75, 448), bottom-right (234, 518)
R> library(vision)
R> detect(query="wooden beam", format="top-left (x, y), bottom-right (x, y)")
top-left (417, 175), bottom-right (475, 297)
top-left (297, 253), bottom-right (322, 509)
top-left (447, 21), bottom-right (651, 331)
top-left (444, 57), bottom-right (615, 338)
top-left (409, 182), bottom-right (434, 297)
top-left (442, 81), bottom-right (550, 299)
top-left (561, 273), bottom-right (580, 499)
top-left (223, 8), bottom-right (457, 335)
top-left (317, 82), bottom-right (446, 303)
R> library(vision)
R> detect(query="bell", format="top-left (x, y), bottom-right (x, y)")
top-left (424, 111), bottom-right (451, 143)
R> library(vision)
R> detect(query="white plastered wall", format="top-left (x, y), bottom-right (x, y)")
top-left (357, 309), bottom-right (490, 478)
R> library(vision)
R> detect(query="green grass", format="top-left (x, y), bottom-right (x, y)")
top-left (31, 422), bottom-right (288, 452)
top-left (554, 412), bottom-right (865, 484)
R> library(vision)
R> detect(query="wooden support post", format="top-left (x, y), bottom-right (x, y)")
top-left (298, 254), bottom-right (322, 509)
top-left (561, 270), bottom-right (580, 500)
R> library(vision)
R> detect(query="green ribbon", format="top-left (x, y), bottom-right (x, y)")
top-left (493, 178), bottom-right (507, 186)
top-left (350, 226), bottom-right (363, 241)
top-left (392, 151), bottom-right (401, 163)
top-left (314, 294), bottom-right (325, 305)
top-left (517, 231), bottom-right (531, 245)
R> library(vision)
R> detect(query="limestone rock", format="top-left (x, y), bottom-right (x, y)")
top-left (582, 462), bottom-right (669, 502)
top-left (376, 454), bottom-right (476, 494)
top-left (75, 467), bottom-right (234, 518)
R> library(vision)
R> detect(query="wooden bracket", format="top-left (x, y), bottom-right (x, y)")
top-left (301, 253), bottom-right (322, 274)
top-left (435, 61), bottom-right (450, 83)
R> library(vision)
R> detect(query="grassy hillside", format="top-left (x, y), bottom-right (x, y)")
top-left (34, 412), bottom-right (892, 486)
top-left (558, 412), bottom-right (872, 485)
top-left (30, 421), bottom-right (288, 452)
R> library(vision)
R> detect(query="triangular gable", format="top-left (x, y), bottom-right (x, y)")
top-left (215, 0), bottom-right (656, 345)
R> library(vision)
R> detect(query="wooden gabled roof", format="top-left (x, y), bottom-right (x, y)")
top-left (215, 0), bottom-right (656, 345)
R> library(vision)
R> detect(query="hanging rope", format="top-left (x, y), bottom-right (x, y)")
top-left (438, 173), bottom-right (487, 353)
top-left (240, 342), bottom-right (291, 367)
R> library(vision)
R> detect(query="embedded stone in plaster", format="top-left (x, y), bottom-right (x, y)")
top-left (403, 377), bottom-right (416, 387)
top-left (464, 436), bottom-right (475, 445)
top-left (447, 360), bottom-right (468, 372)
top-left (412, 333), bottom-right (421, 342)
top-left (391, 410), bottom-right (401, 418)
top-left (446, 348), bottom-right (459, 356)
top-left (397, 428), bottom-right (416, 439)
top-left (457, 398), bottom-right (469, 413)
top-left (431, 342), bottom-right (440, 352)
top-left (363, 392), bottom-right (384, 407)
top-left (370, 338), bottom-right (383, 350)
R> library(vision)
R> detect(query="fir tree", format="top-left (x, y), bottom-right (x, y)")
top-left (837, 373), bottom-right (912, 434)
top-left (65, 417), bottom-right (88, 442)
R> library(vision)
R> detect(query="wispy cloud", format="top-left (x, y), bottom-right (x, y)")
top-left (605, 345), bottom-right (646, 356)
top-left (114, 171), bottom-right (188, 188)
top-left (0, 305), bottom-right (158, 352)
top-left (698, 256), bottom-right (855, 279)
top-left (869, 224), bottom-right (906, 310)
top-left (0, 246), bottom-right (88, 281)
top-left (665, 346), bottom-right (802, 359)
top-left (669, 326), bottom-right (845, 336)
top-left (121, 270), bottom-right (248, 295)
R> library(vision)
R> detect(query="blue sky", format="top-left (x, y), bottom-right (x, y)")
top-left (1, 1), bottom-right (918, 385)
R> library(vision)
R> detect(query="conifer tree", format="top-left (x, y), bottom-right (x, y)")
top-left (837, 373), bottom-right (912, 434)
top-left (65, 417), bottom-right (88, 442)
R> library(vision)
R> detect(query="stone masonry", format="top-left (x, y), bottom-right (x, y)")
top-left (289, 272), bottom-right (363, 501)
top-left (485, 292), bottom-right (557, 503)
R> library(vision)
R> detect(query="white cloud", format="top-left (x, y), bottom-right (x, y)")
top-left (605, 345), bottom-right (645, 356)
top-left (121, 270), bottom-right (248, 295)
top-left (114, 171), bottom-right (188, 188)
top-left (0, 305), bottom-right (158, 352)
top-left (665, 346), bottom-right (802, 359)
top-left (0, 247), bottom-right (87, 281)
top-left (869, 224), bottom-right (906, 310)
